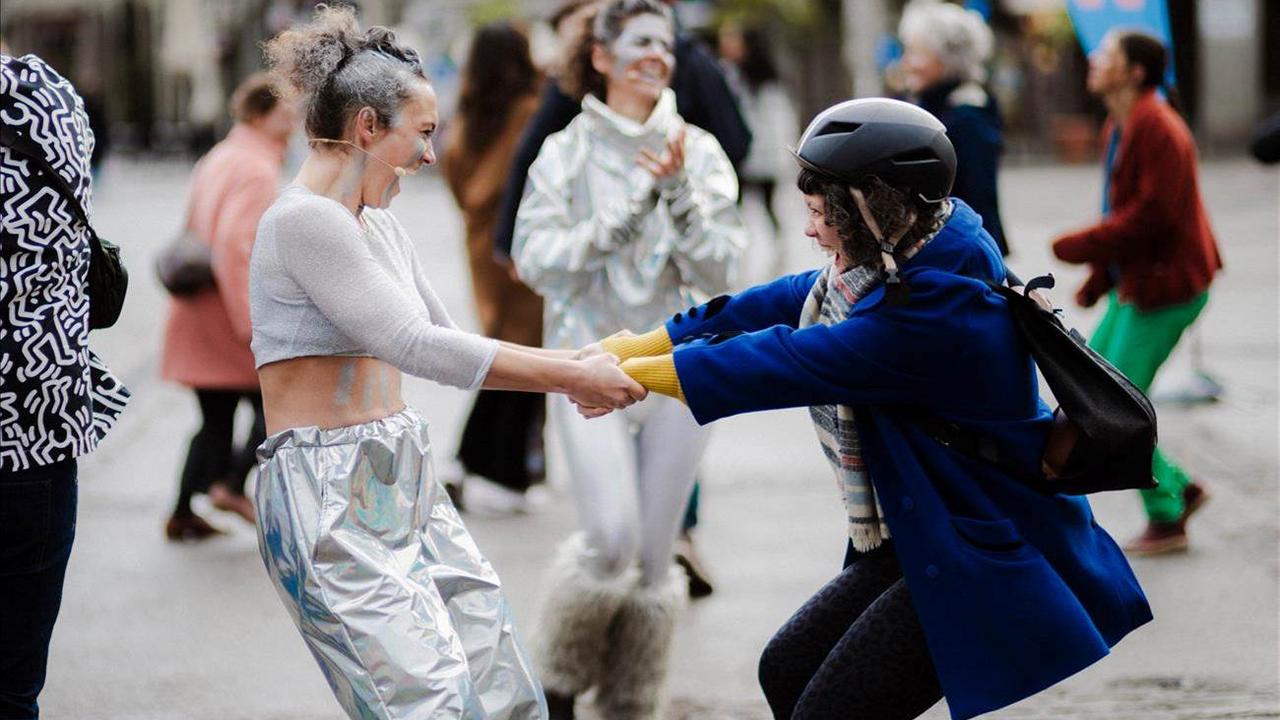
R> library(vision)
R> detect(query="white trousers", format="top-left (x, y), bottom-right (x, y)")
top-left (549, 394), bottom-right (709, 586)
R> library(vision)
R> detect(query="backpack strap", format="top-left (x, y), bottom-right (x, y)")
top-left (901, 266), bottom-right (1050, 485)
top-left (900, 409), bottom-right (1039, 484)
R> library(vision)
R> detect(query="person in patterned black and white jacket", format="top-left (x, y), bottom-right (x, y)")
top-left (0, 52), bottom-right (130, 719)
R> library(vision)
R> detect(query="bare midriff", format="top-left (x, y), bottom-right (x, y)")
top-left (258, 356), bottom-right (405, 436)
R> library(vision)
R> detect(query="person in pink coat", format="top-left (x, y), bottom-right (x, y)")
top-left (160, 73), bottom-right (297, 540)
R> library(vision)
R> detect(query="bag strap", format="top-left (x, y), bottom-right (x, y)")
top-left (0, 125), bottom-right (97, 235)
top-left (902, 409), bottom-right (1039, 483)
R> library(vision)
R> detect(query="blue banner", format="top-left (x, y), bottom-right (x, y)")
top-left (1066, 0), bottom-right (1175, 82)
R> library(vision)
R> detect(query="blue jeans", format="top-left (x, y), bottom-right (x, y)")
top-left (0, 458), bottom-right (78, 720)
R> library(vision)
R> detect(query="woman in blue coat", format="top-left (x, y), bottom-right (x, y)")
top-left (578, 99), bottom-right (1151, 720)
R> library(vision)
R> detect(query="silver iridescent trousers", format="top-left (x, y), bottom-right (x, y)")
top-left (253, 409), bottom-right (546, 719)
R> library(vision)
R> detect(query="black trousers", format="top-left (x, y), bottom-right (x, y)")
top-left (457, 390), bottom-right (545, 493)
top-left (174, 389), bottom-right (265, 516)
top-left (758, 542), bottom-right (943, 719)
top-left (0, 458), bottom-right (78, 719)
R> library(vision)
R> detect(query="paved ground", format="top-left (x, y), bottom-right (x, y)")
top-left (36, 156), bottom-right (1279, 719)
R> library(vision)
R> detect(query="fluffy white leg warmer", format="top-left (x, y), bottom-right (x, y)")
top-left (534, 533), bottom-right (638, 697)
top-left (595, 565), bottom-right (689, 720)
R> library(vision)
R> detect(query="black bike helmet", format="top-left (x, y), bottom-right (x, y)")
top-left (793, 98), bottom-right (956, 203)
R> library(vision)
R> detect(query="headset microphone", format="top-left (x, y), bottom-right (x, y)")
top-left (309, 138), bottom-right (417, 177)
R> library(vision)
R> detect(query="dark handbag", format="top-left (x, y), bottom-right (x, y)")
top-left (155, 228), bottom-right (215, 296)
top-left (1, 125), bottom-right (128, 329)
top-left (914, 271), bottom-right (1158, 495)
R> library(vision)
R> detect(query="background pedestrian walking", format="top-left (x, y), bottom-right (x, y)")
top-left (0, 52), bottom-right (131, 719)
top-left (1052, 30), bottom-right (1222, 556)
top-left (718, 22), bottom-right (798, 278)
top-left (441, 21), bottom-right (548, 514)
top-left (898, 0), bottom-right (1009, 256)
top-left (159, 72), bottom-right (297, 541)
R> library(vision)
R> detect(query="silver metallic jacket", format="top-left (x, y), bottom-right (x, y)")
top-left (513, 89), bottom-right (746, 349)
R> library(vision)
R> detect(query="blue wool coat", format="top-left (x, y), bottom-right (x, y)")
top-left (665, 200), bottom-right (1152, 720)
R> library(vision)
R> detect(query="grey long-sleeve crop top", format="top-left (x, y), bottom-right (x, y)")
top-left (249, 185), bottom-right (498, 390)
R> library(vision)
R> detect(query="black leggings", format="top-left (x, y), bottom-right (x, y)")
top-left (758, 542), bottom-right (943, 720)
top-left (174, 389), bottom-right (265, 516)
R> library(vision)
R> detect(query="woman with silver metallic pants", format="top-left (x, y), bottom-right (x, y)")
top-left (249, 8), bottom-right (645, 719)
top-left (511, 2), bottom-right (744, 717)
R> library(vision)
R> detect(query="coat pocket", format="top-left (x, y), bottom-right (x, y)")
top-left (951, 516), bottom-right (1028, 554)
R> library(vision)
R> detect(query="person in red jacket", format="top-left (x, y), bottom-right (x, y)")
top-left (1052, 30), bottom-right (1222, 556)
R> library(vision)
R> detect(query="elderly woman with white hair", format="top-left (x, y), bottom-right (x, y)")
top-left (898, 0), bottom-right (1009, 255)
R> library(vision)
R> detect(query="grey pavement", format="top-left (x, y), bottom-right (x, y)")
top-left (36, 157), bottom-right (1280, 719)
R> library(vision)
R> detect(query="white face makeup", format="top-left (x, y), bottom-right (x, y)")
top-left (363, 83), bottom-right (438, 209)
top-left (606, 14), bottom-right (675, 95)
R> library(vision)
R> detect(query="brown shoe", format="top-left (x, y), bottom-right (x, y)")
top-left (1124, 521), bottom-right (1189, 556)
top-left (1125, 481), bottom-right (1211, 556)
top-left (209, 482), bottom-right (256, 524)
top-left (165, 513), bottom-right (225, 542)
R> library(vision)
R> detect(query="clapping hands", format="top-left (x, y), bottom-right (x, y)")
top-left (636, 126), bottom-right (687, 192)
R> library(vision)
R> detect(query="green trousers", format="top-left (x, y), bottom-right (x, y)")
top-left (1088, 290), bottom-right (1209, 522)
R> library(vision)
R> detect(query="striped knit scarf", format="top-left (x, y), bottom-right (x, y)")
top-left (800, 262), bottom-right (890, 552)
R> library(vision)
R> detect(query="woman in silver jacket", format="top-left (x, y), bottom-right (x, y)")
top-left (512, 2), bottom-right (745, 718)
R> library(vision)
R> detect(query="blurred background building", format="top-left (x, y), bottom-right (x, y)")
top-left (1, 0), bottom-right (1275, 159)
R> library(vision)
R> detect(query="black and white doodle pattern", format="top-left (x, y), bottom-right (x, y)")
top-left (1, 54), bottom-right (130, 471)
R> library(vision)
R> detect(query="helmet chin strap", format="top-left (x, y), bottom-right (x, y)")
top-left (309, 138), bottom-right (415, 177)
top-left (848, 186), bottom-right (917, 281)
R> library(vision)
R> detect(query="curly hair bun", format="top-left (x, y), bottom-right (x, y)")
top-left (264, 4), bottom-right (360, 100)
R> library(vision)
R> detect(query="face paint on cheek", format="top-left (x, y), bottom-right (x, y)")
top-left (405, 137), bottom-right (428, 166)
top-left (609, 16), bottom-right (674, 83)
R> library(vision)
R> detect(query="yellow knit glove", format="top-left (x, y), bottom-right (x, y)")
top-left (620, 355), bottom-right (685, 404)
top-left (599, 327), bottom-right (673, 361)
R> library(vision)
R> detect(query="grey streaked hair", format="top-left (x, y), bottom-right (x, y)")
top-left (264, 4), bottom-right (429, 139)
top-left (898, 0), bottom-right (994, 84)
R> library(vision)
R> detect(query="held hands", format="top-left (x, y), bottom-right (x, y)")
top-left (575, 329), bottom-right (636, 361)
top-left (636, 126), bottom-right (687, 193)
top-left (568, 353), bottom-right (647, 417)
